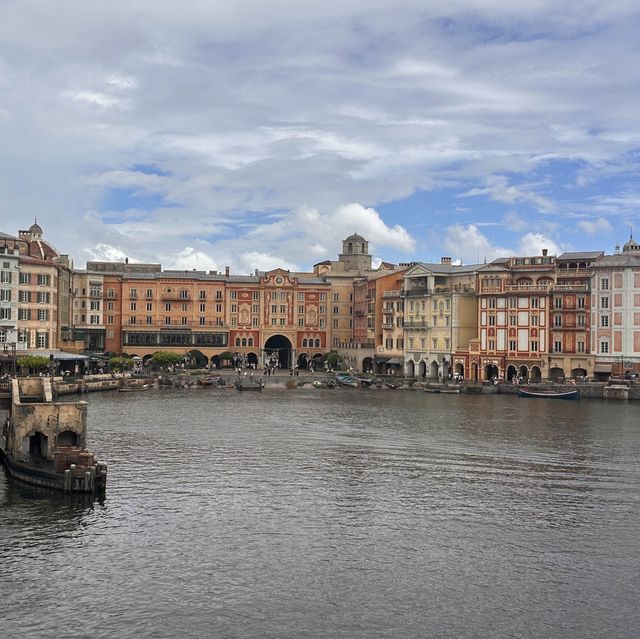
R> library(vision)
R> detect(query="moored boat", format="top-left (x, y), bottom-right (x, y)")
top-left (518, 385), bottom-right (580, 400)
top-left (117, 383), bottom-right (149, 392)
top-left (1, 378), bottom-right (107, 494)
top-left (335, 374), bottom-right (359, 387)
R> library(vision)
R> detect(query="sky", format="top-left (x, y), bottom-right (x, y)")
top-left (1, 0), bottom-right (640, 273)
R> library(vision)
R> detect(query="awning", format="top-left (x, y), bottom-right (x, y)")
top-left (374, 355), bottom-right (390, 363)
top-left (593, 363), bottom-right (612, 373)
top-left (19, 350), bottom-right (92, 361)
top-left (386, 358), bottom-right (403, 365)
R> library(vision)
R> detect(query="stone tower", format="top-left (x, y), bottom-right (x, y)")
top-left (338, 233), bottom-right (372, 272)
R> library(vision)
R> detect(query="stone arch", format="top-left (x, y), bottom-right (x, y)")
top-left (506, 364), bottom-right (517, 382)
top-left (530, 366), bottom-right (542, 382)
top-left (485, 363), bottom-right (499, 380)
top-left (418, 360), bottom-right (427, 378)
top-left (519, 365), bottom-right (528, 379)
top-left (362, 356), bottom-right (373, 373)
top-left (549, 366), bottom-right (564, 382)
top-left (25, 431), bottom-right (49, 459)
top-left (406, 360), bottom-right (415, 378)
top-left (246, 352), bottom-right (258, 367)
top-left (297, 352), bottom-right (309, 369)
top-left (57, 430), bottom-right (79, 447)
top-left (454, 362), bottom-right (464, 379)
top-left (571, 367), bottom-right (587, 380)
top-left (264, 334), bottom-right (293, 369)
top-left (430, 360), bottom-right (439, 379)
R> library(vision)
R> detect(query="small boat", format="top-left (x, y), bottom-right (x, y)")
top-left (518, 385), bottom-right (580, 400)
top-left (236, 381), bottom-right (264, 391)
top-left (335, 374), bottom-right (358, 387)
top-left (118, 384), bottom-right (149, 392)
top-left (384, 382), bottom-right (398, 389)
top-left (197, 376), bottom-right (220, 387)
top-left (354, 376), bottom-right (373, 387)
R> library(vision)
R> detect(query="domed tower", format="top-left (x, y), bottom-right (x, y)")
top-left (338, 233), bottom-right (372, 272)
top-left (28, 220), bottom-right (44, 241)
top-left (622, 230), bottom-right (640, 253)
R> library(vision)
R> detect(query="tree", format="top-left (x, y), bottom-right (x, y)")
top-left (324, 351), bottom-right (341, 369)
top-left (108, 356), bottom-right (134, 373)
top-left (17, 355), bottom-right (50, 374)
top-left (218, 351), bottom-right (235, 368)
top-left (150, 351), bottom-right (183, 370)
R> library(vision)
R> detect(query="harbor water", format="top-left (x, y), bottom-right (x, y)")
top-left (1, 388), bottom-right (640, 638)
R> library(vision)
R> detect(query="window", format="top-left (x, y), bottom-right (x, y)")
top-left (333, 305), bottom-right (339, 314)
top-left (107, 288), bottom-right (115, 298)
top-left (554, 340), bottom-right (562, 352)
top-left (36, 332), bottom-right (48, 348)
top-left (181, 317), bottom-right (188, 325)
top-left (0, 271), bottom-right (11, 284)
top-left (164, 317), bottom-right (171, 325)
top-left (601, 278), bottom-right (609, 290)
top-left (146, 289), bottom-right (153, 299)
top-left (509, 314), bottom-right (517, 326)
top-left (333, 293), bottom-right (339, 302)
top-left (488, 298), bottom-right (496, 309)
top-left (216, 303), bottom-right (222, 313)
top-left (530, 340), bottom-right (538, 352)
top-left (146, 316), bottom-right (153, 325)
top-left (146, 302), bottom-right (152, 311)
top-left (298, 305), bottom-right (304, 314)
top-left (180, 289), bottom-right (189, 299)
top-left (600, 297), bottom-right (609, 309)
top-left (200, 303), bottom-right (206, 312)
top-left (432, 338), bottom-right (438, 349)
top-left (554, 315), bottom-right (562, 327)
top-left (386, 338), bottom-right (393, 349)
top-left (37, 292), bottom-right (50, 304)
top-left (600, 340), bottom-right (609, 353)
top-left (531, 298), bottom-right (539, 308)
top-left (216, 291), bottom-right (223, 300)
top-left (0, 289), bottom-right (11, 302)
top-left (0, 308), bottom-right (11, 320)
top-left (90, 301), bottom-right (100, 310)
top-left (181, 303), bottom-right (188, 312)
top-left (333, 319), bottom-right (338, 328)
top-left (37, 274), bottom-right (50, 286)
top-left (531, 314), bottom-right (539, 326)
top-left (298, 318), bottom-right (304, 327)
top-left (601, 315), bottom-right (609, 327)
top-left (37, 309), bottom-right (48, 321)
top-left (488, 339), bottom-right (496, 350)
top-left (90, 315), bottom-right (100, 325)
top-left (508, 297), bottom-right (517, 308)
top-left (252, 317), bottom-right (259, 327)
top-left (253, 291), bottom-right (259, 300)
top-left (230, 291), bottom-right (237, 299)
top-left (199, 290), bottom-right (206, 300)
top-left (488, 315), bottom-right (496, 326)
top-left (577, 314), bottom-right (585, 327)
top-left (577, 296), bottom-right (585, 309)
top-left (107, 301), bottom-right (115, 311)
top-left (298, 292), bottom-right (304, 301)
top-left (279, 318), bottom-right (285, 326)
top-left (19, 290), bottom-right (31, 302)
top-left (231, 304), bottom-right (237, 313)
top-left (319, 293), bottom-right (326, 301)
top-left (165, 303), bottom-right (171, 311)
top-left (554, 297), bottom-right (562, 309)
top-left (130, 301), bottom-right (137, 311)
top-left (577, 341), bottom-right (585, 353)
top-left (319, 305), bottom-right (326, 314)
top-left (108, 315), bottom-right (114, 324)
top-left (130, 288), bottom-right (137, 299)
top-left (20, 272), bottom-right (30, 285)
top-left (129, 316), bottom-right (137, 325)
top-left (18, 308), bottom-right (30, 320)
top-left (279, 305), bottom-right (286, 314)
top-left (509, 340), bottom-right (517, 351)
top-left (271, 305), bottom-right (277, 313)
top-left (444, 338), bottom-right (450, 351)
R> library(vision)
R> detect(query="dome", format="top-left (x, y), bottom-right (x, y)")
top-left (623, 236), bottom-right (640, 252)
top-left (344, 233), bottom-right (366, 243)
top-left (29, 221), bottom-right (43, 236)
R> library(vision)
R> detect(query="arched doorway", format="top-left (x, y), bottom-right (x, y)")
top-left (519, 365), bottom-right (528, 380)
top-left (506, 365), bottom-right (517, 382)
top-left (485, 364), bottom-right (499, 380)
top-left (297, 353), bottom-right (309, 369)
top-left (362, 357), bottom-right (373, 373)
top-left (264, 335), bottom-right (293, 369)
top-left (406, 360), bottom-right (415, 378)
top-left (530, 366), bottom-right (542, 382)
top-left (429, 360), bottom-right (439, 380)
top-left (571, 367), bottom-right (587, 380)
top-left (186, 349), bottom-right (208, 368)
top-left (246, 352), bottom-right (258, 368)
top-left (57, 430), bottom-right (79, 447)
top-left (210, 355), bottom-right (221, 370)
top-left (549, 367), bottom-right (564, 382)
top-left (454, 362), bottom-right (465, 380)
top-left (27, 431), bottom-right (48, 458)
top-left (418, 361), bottom-right (427, 378)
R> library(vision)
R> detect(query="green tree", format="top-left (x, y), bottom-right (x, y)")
top-left (150, 351), bottom-right (183, 369)
top-left (324, 351), bottom-right (341, 369)
top-left (218, 351), bottom-right (235, 368)
top-left (108, 356), bottom-right (134, 373)
top-left (17, 355), bottom-right (51, 373)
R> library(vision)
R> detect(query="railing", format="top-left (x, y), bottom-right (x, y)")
top-left (124, 319), bottom-right (227, 328)
top-left (504, 284), bottom-right (551, 292)
top-left (403, 320), bottom-right (430, 329)
top-left (383, 290), bottom-right (401, 298)
top-left (402, 288), bottom-right (429, 297)
top-left (551, 283), bottom-right (589, 292)
top-left (161, 293), bottom-right (192, 301)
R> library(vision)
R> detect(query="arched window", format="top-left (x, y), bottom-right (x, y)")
top-left (235, 338), bottom-right (241, 347)
top-left (241, 338), bottom-right (247, 347)
top-left (302, 339), bottom-right (308, 347)
top-left (248, 338), bottom-right (253, 347)
top-left (348, 242), bottom-right (353, 252)
top-left (315, 338), bottom-right (320, 347)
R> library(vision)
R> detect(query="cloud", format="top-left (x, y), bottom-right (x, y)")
top-left (443, 224), bottom-right (511, 264)
top-left (166, 247), bottom-right (220, 272)
top-left (517, 233), bottom-right (561, 256)
top-left (461, 176), bottom-right (554, 212)
top-left (577, 218), bottom-right (613, 235)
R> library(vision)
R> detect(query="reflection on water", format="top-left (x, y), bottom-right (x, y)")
top-left (2, 389), bottom-right (640, 638)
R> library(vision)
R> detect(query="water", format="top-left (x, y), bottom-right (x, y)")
top-left (1, 388), bottom-right (640, 638)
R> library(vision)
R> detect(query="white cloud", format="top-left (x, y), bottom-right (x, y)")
top-left (577, 218), bottom-right (613, 235)
top-left (443, 224), bottom-right (511, 264)
top-left (166, 247), bottom-right (219, 272)
top-left (517, 233), bottom-right (561, 256)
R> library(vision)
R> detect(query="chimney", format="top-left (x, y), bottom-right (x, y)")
top-left (225, 266), bottom-right (230, 277)
top-left (542, 248), bottom-right (548, 256)
top-left (441, 257), bottom-right (452, 265)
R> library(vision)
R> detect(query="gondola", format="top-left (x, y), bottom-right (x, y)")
top-left (517, 385), bottom-right (579, 400)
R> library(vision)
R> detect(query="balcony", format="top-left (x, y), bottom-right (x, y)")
top-left (551, 283), bottom-right (589, 292)
top-left (401, 287), bottom-right (429, 297)
top-left (383, 290), bottom-right (401, 298)
top-left (504, 284), bottom-right (551, 293)
top-left (403, 320), bottom-right (430, 330)
top-left (125, 319), bottom-right (227, 328)
top-left (161, 292), bottom-right (192, 301)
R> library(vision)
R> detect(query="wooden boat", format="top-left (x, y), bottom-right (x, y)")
top-left (335, 374), bottom-right (358, 387)
top-left (354, 376), bottom-right (374, 387)
top-left (424, 385), bottom-right (460, 394)
top-left (384, 382), bottom-right (398, 389)
top-left (518, 385), bottom-right (580, 400)
top-left (1, 378), bottom-right (107, 494)
top-left (118, 384), bottom-right (149, 392)
top-left (236, 381), bottom-right (264, 391)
